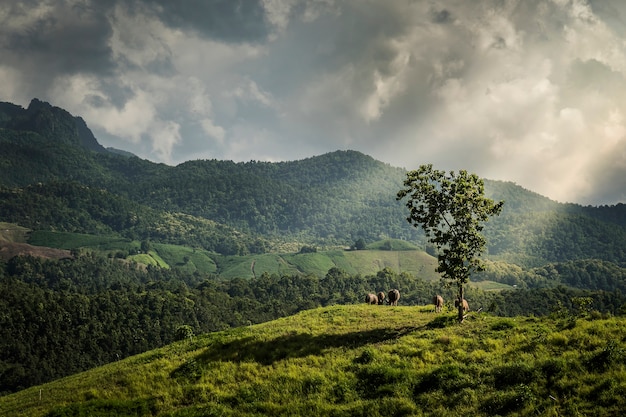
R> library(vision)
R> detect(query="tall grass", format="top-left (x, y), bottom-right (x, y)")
top-left (2, 305), bottom-right (626, 416)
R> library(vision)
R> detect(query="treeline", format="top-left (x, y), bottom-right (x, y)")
top-left (476, 259), bottom-right (626, 291)
top-left (486, 210), bottom-right (626, 267)
top-left (3, 251), bottom-right (626, 395)
top-left (0, 182), bottom-right (269, 255)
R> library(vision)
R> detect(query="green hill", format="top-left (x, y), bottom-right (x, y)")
top-left (2, 305), bottom-right (625, 416)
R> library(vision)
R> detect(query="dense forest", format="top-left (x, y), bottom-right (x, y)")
top-left (1, 99), bottom-right (626, 395)
top-left (3, 250), bottom-right (626, 395)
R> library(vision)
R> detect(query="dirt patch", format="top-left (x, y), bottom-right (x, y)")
top-left (0, 242), bottom-right (72, 261)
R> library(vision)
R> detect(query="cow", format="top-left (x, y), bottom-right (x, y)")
top-left (455, 298), bottom-right (470, 313)
top-left (377, 291), bottom-right (385, 305)
top-left (365, 293), bottom-right (378, 305)
top-left (387, 289), bottom-right (400, 306)
top-left (433, 295), bottom-right (444, 313)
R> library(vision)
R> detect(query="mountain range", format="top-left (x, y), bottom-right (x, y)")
top-left (1, 98), bottom-right (624, 269)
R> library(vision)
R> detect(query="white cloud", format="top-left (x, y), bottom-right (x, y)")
top-left (148, 119), bottom-right (181, 163)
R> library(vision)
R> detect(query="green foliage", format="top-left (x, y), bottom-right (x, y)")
top-left (353, 238), bottom-right (366, 250)
top-left (299, 245), bottom-right (317, 254)
top-left (365, 239), bottom-right (418, 251)
top-left (1, 103), bottom-right (626, 267)
top-left (0, 251), bottom-right (449, 394)
top-left (175, 325), bottom-right (195, 342)
top-left (44, 398), bottom-right (157, 417)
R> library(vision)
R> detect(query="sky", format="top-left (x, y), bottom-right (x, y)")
top-left (1, 0), bottom-right (626, 206)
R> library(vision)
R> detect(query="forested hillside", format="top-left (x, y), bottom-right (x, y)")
top-left (2, 99), bottom-right (625, 263)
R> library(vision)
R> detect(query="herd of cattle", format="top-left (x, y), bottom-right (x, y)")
top-left (365, 290), bottom-right (469, 313)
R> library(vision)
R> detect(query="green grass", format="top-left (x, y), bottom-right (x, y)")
top-left (152, 243), bottom-right (217, 274)
top-left (19, 230), bottom-right (505, 287)
top-left (128, 252), bottom-right (170, 268)
top-left (216, 250), bottom-right (440, 280)
top-left (0, 222), bottom-right (30, 243)
top-left (3, 306), bottom-right (626, 416)
top-left (366, 238), bottom-right (419, 251)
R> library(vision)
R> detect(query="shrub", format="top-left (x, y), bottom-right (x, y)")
top-left (414, 364), bottom-right (473, 395)
top-left (44, 398), bottom-right (157, 417)
top-left (175, 325), bottom-right (195, 341)
top-left (356, 365), bottom-right (410, 399)
top-left (491, 362), bottom-right (538, 387)
top-left (479, 384), bottom-right (535, 415)
top-left (170, 359), bottom-right (203, 382)
top-left (354, 348), bottom-right (377, 365)
top-left (585, 340), bottom-right (625, 372)
top-left (490, 319), bottom-right (517, 331)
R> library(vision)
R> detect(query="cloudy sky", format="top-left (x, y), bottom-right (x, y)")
top-left (1, 0), bottom-right (626, 205)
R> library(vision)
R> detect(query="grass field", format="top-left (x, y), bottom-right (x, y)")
top-left (2, 305), bottom-right (625, 416)
top-left (0, 222), bottom-right (30, 243)
top-left (19, 229), bottom-right (509, 289)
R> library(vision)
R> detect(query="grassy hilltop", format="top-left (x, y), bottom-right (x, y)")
top-left (2, 305), bottom-right (625, 417)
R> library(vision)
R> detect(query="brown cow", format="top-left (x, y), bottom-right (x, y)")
top-left (377, 291), bottom-right (385, 305)
top-left (433, 295), bottom-right (444, 313)
top-left (365, 293), bottom-right (378, 305)
top-left (387, 289), bottom-right (400, 306)
top-left (455, 298), bottom-right (470, 312)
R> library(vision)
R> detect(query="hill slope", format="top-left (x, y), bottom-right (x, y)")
top-left (2, 305), bottom-right (626, 416)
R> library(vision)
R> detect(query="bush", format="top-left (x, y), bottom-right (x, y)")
top-left (480, 384), bottom-right (535, 415)
top-left (414, 364), bottom-right (473, 394)
top-left (491, 362), bottom-right (538, 387)
top-left (175, 325), bottom-right (195, 341)
top-left (44, 398), bottom-right (157, 417)
top-left (586, 340), bottom-right (625, 372)
top-left (490, 319), bottom-right (517, 331)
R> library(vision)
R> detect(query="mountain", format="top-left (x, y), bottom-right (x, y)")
top-left (2, 304), bottom-right (626, 416)
top-left (0, 98), bottom-right (106, 153)
top-left (0, 98), bottom-right (625, 268)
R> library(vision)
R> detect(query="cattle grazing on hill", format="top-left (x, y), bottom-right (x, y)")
top-left (433, 295), bottom-right (444, 313)
top-left (455, 298), bottom-right (469, 312)
top-left (365, 293), bottom-right (378, 305)
top-left (377, 291), bottom-right (385, 305)
top-left (387, 289), bottom-right (400, 306)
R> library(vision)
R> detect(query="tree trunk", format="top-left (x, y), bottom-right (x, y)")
top-left (457, 285), bottom-right (465, 323)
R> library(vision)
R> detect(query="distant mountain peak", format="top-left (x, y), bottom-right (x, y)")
top-left (0, 98), bottom-right (106, 153)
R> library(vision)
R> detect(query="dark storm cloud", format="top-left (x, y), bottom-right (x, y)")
top-left (1, 2), bottom-right (115, 76)
top-left (431, 8), bottom-right (453, 24)
top-left (138, 0), bottom-right (270, 42)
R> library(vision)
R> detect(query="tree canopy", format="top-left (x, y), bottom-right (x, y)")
top-left (397, 164), bottom-right (504, 321)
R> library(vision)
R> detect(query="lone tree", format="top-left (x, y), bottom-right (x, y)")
top-left (397, 164), bottom-right (504, 322)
